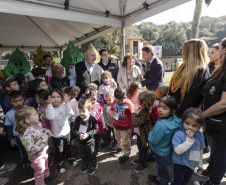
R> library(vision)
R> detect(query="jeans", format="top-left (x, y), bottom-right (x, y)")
top-left (155, 153), bottom-right (171, 185)
top-left (94, 134), bottom-right (102, 152)
top-left (77, 142), bottom-right (96, 167)
top-left (171, 163), bottom-right (193, 185)
top-left (107, 126), bottom-right (117, 144)
top-left (14, 136), bottom-right (30, 166)
top-left (206, 135), bottom-right (226, 185)
top-left (52, 133), bottom-right (71, 163)
top-left (136, 134), bottom-right (147, 168)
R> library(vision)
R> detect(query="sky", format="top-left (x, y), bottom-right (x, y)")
top-left (135, 0), bottom-right (226, 25)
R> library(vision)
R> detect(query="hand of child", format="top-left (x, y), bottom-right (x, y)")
top-left (10, 139), bottom-right (16, 147)
top-left (64, 94), bottom-right (70, 104)
top-left (186, 130), bottom-right (194, 139)
top-left (82, 133), bottom-right (88, 139)
top-left (46, 95), bottom-right (52, 104)
top-left (46, 130), bottom-right (51, 139)
top-left (110, 81), bottom-right (117, 88)
top-left (196, 167), bottom-right (204, 175)
top-left (108, 110), bottom-right (114, 118)
top-left (80, 134), bottom-right (84, 140)
top-left (104, 127), bottom-right (108, 131)
top-left (0, 128), bottom-right (3, 134)
top-left (37, 111), bottom-right (42, 115)
top-left (41, 113), bottom-right (48, 121)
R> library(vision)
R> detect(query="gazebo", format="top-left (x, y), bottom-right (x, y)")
top-left (0, 0), bottom-right (192, 60)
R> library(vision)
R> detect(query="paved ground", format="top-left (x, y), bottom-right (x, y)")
top-left (1, 133), bottom-right (226, 185)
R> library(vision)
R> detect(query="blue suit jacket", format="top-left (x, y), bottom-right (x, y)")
top-left (141, 57), bottom-right (164, 91)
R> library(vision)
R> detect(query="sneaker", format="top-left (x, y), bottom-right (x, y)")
top-left (148, 174), bottom-right (160, 184)
top-left (96, 149), bottom-right (101, 155)
top-left (107, 142), bottom-right (113, 148)
top-left (118, 155), bottom-right (129, 163)
top-left (87, 164), bottom-right (98, 176)
top-left (58, 163), bottom-right (65, 174)
top-left (131, 159), bottom-right (140, 165)
top-left (67, 158), bottom-right (78, 166)
top-left (112, 143), bottom-right (117, 151)
top-left (0, 177), bottom-right (9, 185)
top-left (44, 172), bottom-right (58, 181)
top-left (48, 156), bottom-right (54, 167)
top-left (135, 165), bottom-right (146, 173)
top-left (80, 166), bottom-right (89, 174)
top-left (0, 164), bottom-right (17, 174)
top-left (22, 163), bottom-right (30, 173)
top-left (194, 180), bottom-right (214, 185)
top-left (114, 148), bottom-right (123, 157)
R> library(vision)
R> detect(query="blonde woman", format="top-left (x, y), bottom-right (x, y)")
top-left (168, 39), bottom-right (210, 117)
top-left (117, 54), bottom-right (142, 90)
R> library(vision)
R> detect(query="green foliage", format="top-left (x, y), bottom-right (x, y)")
top-left (78, 16), bottom-right (226, 57)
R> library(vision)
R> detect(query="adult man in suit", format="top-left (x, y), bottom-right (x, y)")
top-left (141, 45), bottom-right (164, 91)
top-left (75, 49), bottom-right (103, 95)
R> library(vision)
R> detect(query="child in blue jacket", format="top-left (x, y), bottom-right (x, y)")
top-left (148, 96), bottom-right (181, 185)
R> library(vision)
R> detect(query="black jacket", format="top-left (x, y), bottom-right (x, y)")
top-left (203, 75), bottom-right (226, 140)
top-left (98, 59), bottom-right (119, 82)
top-left (72, 116), bottom-right (98, 145)
top-left (169, 67), bottom-right (210, 117)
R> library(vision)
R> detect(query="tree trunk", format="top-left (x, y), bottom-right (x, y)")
top-left (190, 0), bottom-right (202, 39)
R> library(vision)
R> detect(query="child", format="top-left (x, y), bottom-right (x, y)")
top-left (127, 82), bottom-right (142, 112)
top-left (132, 90), bottom-right (156, 173)
top-left (4, 91), bottom-right (30, 171)
top-left (103, 93), bottom-right (117, 150)
top-left (79, 83), bottom-right (105, 106)
top-left (67, 64), bottom-right (76, 87)
top-left (62, 86), bottom-right (81, 155)
top-left (72, 100), bottom-right (99, 175)
top-left (25, 67), bottom-right (51, 98)
top-left (31, 79), bottom-right (49, 109)
top-left (172, 108), bottom-right (205, 185)
top-left (148, 96), bottom-right (181, 184)
top-left (49, 66), bottom-right (70, 90)
top-left (99, 70), bottom-right (117, 103)
top-left (150, 85), bottom-right (169, 125)
top-left (46, 89), bottom-right (77, 173)
top-left (108, 87), bottom-right (134, 163)
top-left (15, 107), bottom-right (58, 185)
top-left (86, 90), bottom-right (105, 155)
top-left (62, 86), bottom-right (80, 124)
top-left (2, 77), bottom-right (20, 112)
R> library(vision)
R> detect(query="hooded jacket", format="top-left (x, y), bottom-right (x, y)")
top-left (148, 114), bottom-right (181, 156)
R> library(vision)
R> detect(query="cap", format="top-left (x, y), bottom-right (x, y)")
top-left (52, 66), bottom-right (64, 76)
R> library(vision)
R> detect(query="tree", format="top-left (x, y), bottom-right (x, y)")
top-left (190, 0), bottom-right (212, 39)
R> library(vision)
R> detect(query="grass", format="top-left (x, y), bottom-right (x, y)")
top-left (164, 71), bottom-right (174, 86)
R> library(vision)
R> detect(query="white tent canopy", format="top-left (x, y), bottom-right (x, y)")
top-left (0, 0), bottom-right (191, 51)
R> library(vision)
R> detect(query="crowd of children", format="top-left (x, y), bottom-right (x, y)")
top-left (0, 61), bottom-right (217, 185)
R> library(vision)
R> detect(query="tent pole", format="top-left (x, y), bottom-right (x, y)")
top-left (120, 19), bottom-right (125, 63)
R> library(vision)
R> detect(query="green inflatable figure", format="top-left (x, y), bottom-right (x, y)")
top-left (61, 41), bottom-right (83, 69)
top-left (3, 47), bottom-right (31, 78)
top-left (3, 62), bottom-right (19, 78)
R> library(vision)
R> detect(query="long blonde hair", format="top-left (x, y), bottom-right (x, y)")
top-left (15, 107), bottom-right (36, 136)
top-left (181, 39), bottom-right (209, 91)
